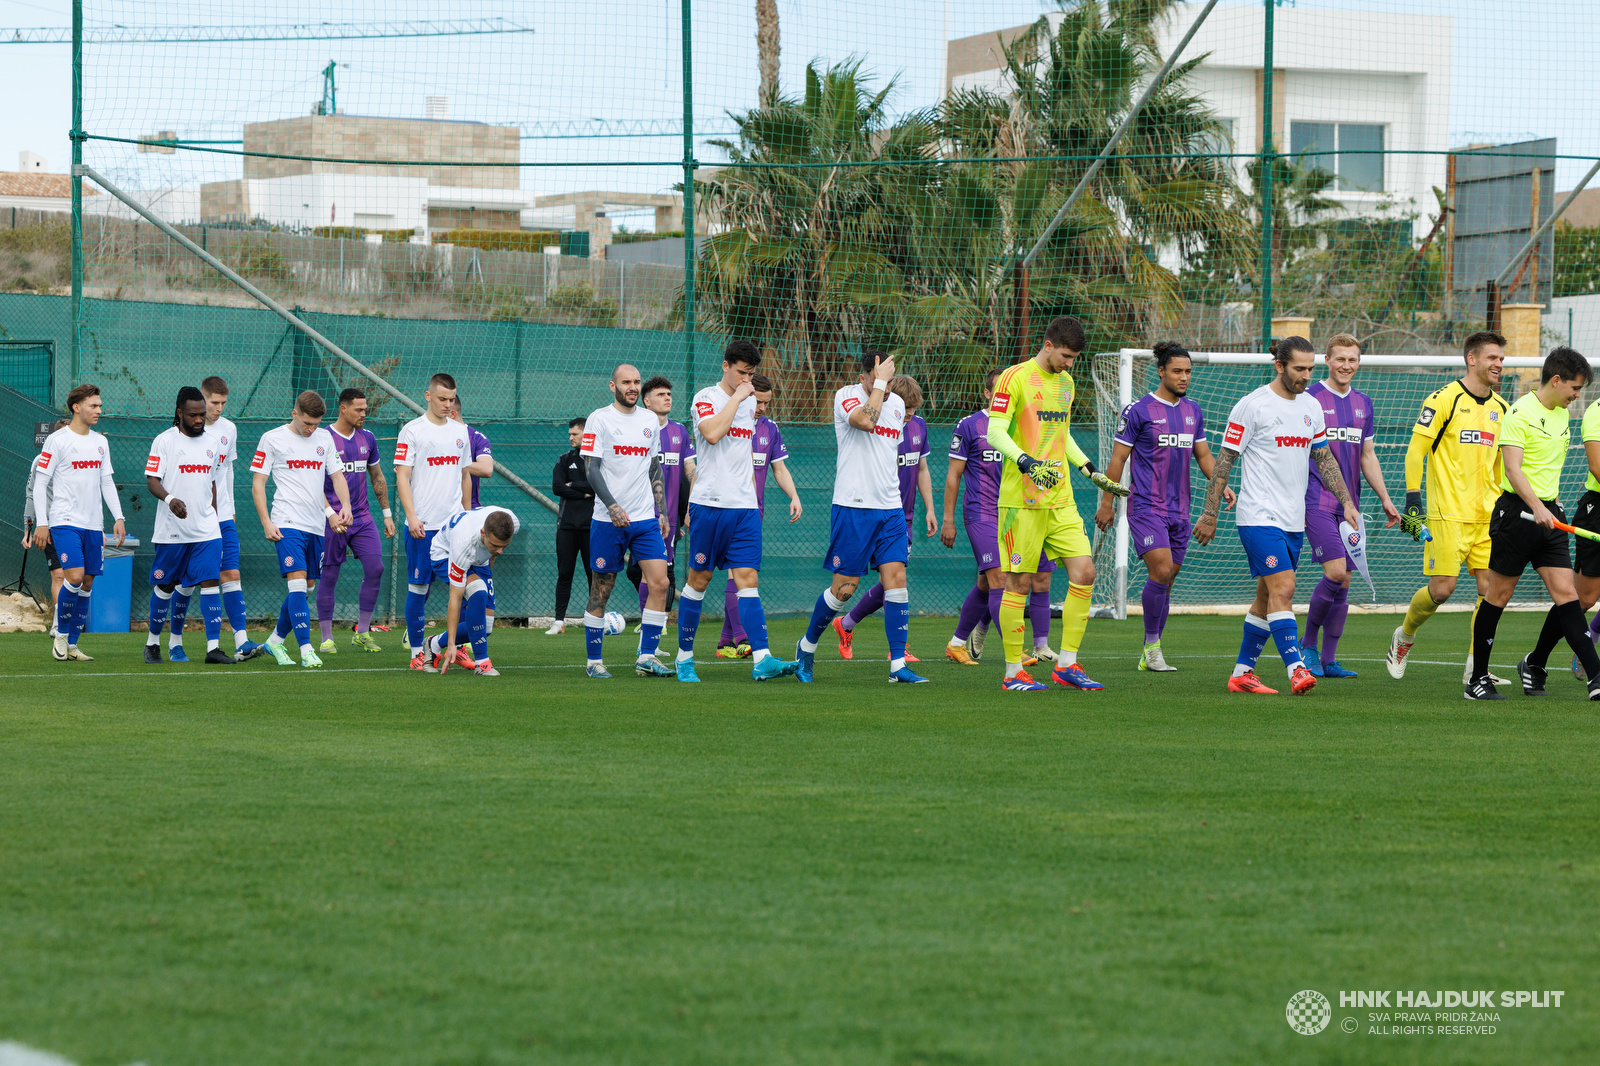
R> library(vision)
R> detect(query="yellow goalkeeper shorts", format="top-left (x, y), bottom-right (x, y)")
top-left (998, 505), bottom-right (1092, 574)
top-left (1423, 519), bottom-right (1492, 576)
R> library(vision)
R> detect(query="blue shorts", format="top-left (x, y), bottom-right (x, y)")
top-left (150, 539), bottom-right (223, 588)
top-left (1238, 525), bottom-right (1303, 577)
top-left (472, 567), bottom-right (495, 608)
top-left (590, 519), bottom-right (668, 574)
top-left (275, 528), bottom-right (325, 577)
top-left (826, 505), bottom-right (909, 575)
top-left (219, 519), bottom-right (241, 572)
top-left (687, 504), bottom-right (763, 572)
top-left (52, 525), bottom-right (104, 577)
top-left (405, 528), bottom-right (441, 585)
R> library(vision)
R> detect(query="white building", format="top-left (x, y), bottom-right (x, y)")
top-left (948, 6), bottom-right (1452, 239)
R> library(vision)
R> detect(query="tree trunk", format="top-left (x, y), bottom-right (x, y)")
top-left (756, 0), bottom-right (780, 104)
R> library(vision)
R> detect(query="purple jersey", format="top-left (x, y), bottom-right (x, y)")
top-left (897, 414), bottom-right (929, 516)
top-left (948, 409), bottom-right (1001, 526)
top-left (1114, 393), bottom-right (1206, 519)
top-left (463, 424), bottom-right (492, 508)
top-left (1305, 381), bottom-right (1372, 513)
top-left (325, 425), bottom-right (379, 516)
top-left (751, 416), bottom-right (788, 513)
top-left (658, 419), bottom-right (695, 534)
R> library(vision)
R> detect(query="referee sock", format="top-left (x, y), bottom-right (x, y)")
top-left (1470, 600), bottom-right (1505, 684)
top-left (676, 585), bottom-right (704, 660)
top-left (1402, 585), bottom-right (1441, 638)
top-left (1527, 604), bottom-right (1568, 669)
top-left (1233, 613), bottom-right (1271, 677)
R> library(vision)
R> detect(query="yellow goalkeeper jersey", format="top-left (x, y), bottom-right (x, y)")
top-left (991, 356), bottom-right (1078, 510)
top-left (1411, 379), bottom-right (1509, 522)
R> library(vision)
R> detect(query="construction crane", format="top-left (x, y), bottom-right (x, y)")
top-left (3, 19), bottom-right (531, 45)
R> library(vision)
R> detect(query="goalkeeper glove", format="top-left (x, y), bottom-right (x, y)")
top-left (1016, 453), bottom-right (1063, 492)
top-left (1085, 462), bottom-right (1130, 499)
top-left (1399, 490), bottom-right (1426, 542)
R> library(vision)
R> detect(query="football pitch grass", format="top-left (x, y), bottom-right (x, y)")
top-left (3, 612), bottom-right (1597, 1065)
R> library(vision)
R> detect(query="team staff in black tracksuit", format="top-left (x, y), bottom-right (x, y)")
top-left (548, 416), bottom-right (595, 634)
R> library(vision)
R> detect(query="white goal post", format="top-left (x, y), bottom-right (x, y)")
top-left (1088, 349), bottom-right (1564, 619)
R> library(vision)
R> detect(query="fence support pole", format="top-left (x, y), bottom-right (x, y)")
top-left (76, 164), bottom-right (560, 514)
top-left (69, 0), bottom-right (83, 392)
top-left (1257, 0), bottom-right (1275, 354)
top-left (681, 0), bottom-right (697, 402)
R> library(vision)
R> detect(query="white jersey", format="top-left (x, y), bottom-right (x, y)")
top-left (580, 403), bottom-right (660, 524)
top-left (251, 424), bottom-right (340, 535)
top-left (430, 505), bottom-right (521, 586)
top-left (23, 459), bottom-right (51, 525)
top-left (689, 384), bottom-right (758, 510)
top-left (205, 415), bottom-right (241, 521)
top-left (832, 383), bottom-right (906, 510)
top-left (146, 426), bottom-right (222, 543)
top-left (1221, 384), bottom-right (1328, 531)
top-left (33, 426), bottom-right (123, 531)
top-left (395, 415), bottom-right (470, 529)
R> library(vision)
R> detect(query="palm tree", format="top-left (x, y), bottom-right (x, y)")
top-left (694, 60), bottom-right (933, 419)
top-left (756, 0), bottom-right (780, 104)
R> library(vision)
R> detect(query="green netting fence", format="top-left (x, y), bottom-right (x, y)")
top-left (5, 0), bottom-right (1600, 616)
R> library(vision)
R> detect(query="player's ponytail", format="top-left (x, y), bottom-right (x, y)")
top-left (1152, 342), bottom-right (1191, 369)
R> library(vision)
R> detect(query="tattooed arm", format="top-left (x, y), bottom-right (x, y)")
top-left (1311, 444), bottom-right (1363, 529)
top-left (650, 455), bottom-right (668, 540)
top-left (1192, 447), bottom-right (1236, 545)
top-left (847, 354), bottom-right (895, 431)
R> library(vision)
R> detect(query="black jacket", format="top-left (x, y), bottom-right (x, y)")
top-left (552, 447), bottom-right (595, 528)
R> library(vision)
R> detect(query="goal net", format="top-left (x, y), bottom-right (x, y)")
top-left (1088, 349), bottom-right (1572, 617)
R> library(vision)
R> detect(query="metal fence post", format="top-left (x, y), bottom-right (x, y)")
top-left (681, 0), bottom-right (697, 401)
top-left (1257, 0), bottom-right (1275, 354)
top-left (69, 0), bottom-right (83, 393)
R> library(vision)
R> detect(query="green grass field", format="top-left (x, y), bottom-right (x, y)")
top-left (3, 611), bottom-right (1597, 1065)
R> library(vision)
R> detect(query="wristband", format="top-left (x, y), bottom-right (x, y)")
top-left (873, 379), bottom-right (889, 392)
top-left (381, 508), bottom-right (392, 518)
top-left (324, 506), bottom-right (336, 518)
top-left (1082, 462), bottom-right (1099, 477)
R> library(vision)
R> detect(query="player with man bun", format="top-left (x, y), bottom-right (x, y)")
top-left (1194, 336), bottom-right (1359, 695)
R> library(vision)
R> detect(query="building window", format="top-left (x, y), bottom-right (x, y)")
top-left (1289, 121), bottom-right (1384, 192)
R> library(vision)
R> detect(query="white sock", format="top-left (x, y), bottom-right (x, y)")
top-left (208, 638), bottom-right (220, 651)
top-left (1005, 661), bottom-right (1022, 679)
top-left (752, 647), bottom-right (770, 663)
top-left (891, 657), bottom-right (906, 671)
top-left (799, 637), bottom-right (818, 653)
top-left (948, 636), bottom-right (965, 649)
top-left (1232, 663), bottom-right (1253, 678)
top-left (677, 649), bottom-right (694, 662)
top-left (146, 631), bottom-right (159, 646)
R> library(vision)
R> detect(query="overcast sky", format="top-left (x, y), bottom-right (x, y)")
top-left (2, 0), bottom-right (1595, 223)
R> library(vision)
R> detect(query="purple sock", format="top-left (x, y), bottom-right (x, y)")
top-left (1142, 579), bottom-right (1170, 643)
top-left (357, 555), bottom-right (382, 632)
top-left (719, 578), bottom-right (746, 645)
top-left (953, 585), bottom-right (987, 641)
top-left (1589, 610), bottom-right (1600, 642)
top-left (844, 582), bottom-right (885, 631)
top-left (638, 579), bottom-right (649, 614)
top-left (987, 585), bottom-right (1004, 640)
top-left (1029, 591), bottom-right (1051, 647)
top-left (1323, 584), bottom-right (1350, 663)
top-left (1304, 577), bottom-right (1338, 652)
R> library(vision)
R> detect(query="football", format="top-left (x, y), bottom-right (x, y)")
top-left (603, 611), bottom-right (626, 636)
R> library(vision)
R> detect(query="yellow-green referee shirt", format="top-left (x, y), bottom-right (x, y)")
top-left (1583, 398), bottom-right (1600, 493)
top-left (1501, 391), bottom-right (1571, 501)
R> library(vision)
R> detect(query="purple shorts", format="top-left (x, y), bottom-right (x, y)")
top-left (1304, 507), bottom-right (1351, 566)
top-left (1127, 509), bottom-right (1192, 566)
top-left (323, 513), bottom-right (384, 568)
top-left (966, 514), bottom-right (1054, 572)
